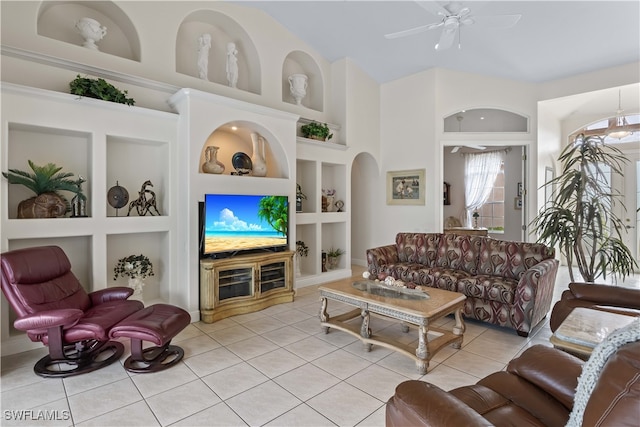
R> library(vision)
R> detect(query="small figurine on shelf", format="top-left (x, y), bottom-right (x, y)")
top-left (322, 189), bottom-right (336, 212)
top-left (71, 175), bottom-right (87, 217)
top-left (127, 180), bottom-right (161, 216)
top-left (197, 33), bottom-right (212, 81)
top-left (296, 184), bottom-right (307, 213)
top-left (226, 42), bottom-right (239, 88)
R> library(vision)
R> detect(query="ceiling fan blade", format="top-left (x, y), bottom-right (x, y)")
top-left (471, 14), bottom-right (522, 29)
top-left (384, 22), bottom-right (443, 39)
top-left (435, 25), bottom-right (457, 50)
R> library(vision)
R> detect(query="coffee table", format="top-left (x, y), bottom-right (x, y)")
top-left (319, 279), bottom-right (466, 374)
top-left (550, 307), bottom-right (637, 360)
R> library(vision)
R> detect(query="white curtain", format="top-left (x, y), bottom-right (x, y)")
top-left (463, 150), bottom-right (504, 226)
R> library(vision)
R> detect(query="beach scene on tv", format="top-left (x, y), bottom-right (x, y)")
top-left (204, 194), bottom-right (288, 254)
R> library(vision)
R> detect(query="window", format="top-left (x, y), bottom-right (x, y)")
top-left (477, 164), bottom-right (505, 232)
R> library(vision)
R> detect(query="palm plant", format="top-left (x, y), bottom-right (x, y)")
top-left (532, 134), bottom-right (637, 282)
top-left (2, 161), bottom-right (79, 211)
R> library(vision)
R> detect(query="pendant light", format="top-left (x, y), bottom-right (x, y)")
top-left (607, 90), bottom-right (632, 140)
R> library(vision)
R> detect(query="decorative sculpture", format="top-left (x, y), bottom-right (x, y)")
top-left (202, 146), bottom-right (225, 174)
top-left (71, 175), bottom-right (87, 217)
top-left (226, 42), bottom-right (239, 88)
top-left (75, 17), bottom-right (107, 50)
top-left (127, 180), bottom-right (161, 216)
top-left (197, 33), bottom-right (211, 81)
top-left (250, 133), bottom-right (267, 177)
top-left (288, 73), bottom-right (308, 106)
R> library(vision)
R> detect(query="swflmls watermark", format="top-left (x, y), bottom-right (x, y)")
top-left (4, 410), bottom-right (71, 421)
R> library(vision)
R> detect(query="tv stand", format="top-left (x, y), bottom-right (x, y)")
top-left (199, 251), bottom-right (295, 323)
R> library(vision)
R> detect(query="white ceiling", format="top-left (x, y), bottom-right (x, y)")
top-left (236, 0), bottom-right (640, 122)
top-left (236, 0), bottom-right (640, 84)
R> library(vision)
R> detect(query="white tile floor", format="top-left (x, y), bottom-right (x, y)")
top-left (1, 266), bottom-right (638, 426)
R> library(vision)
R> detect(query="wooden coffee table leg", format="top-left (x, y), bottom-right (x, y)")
top-left (319, 297), bottom-right (330, 333)
top-left (452, 307), bottom-right (465, 349)
top-left (415, 325), bottom-right (429, 374)
top-left (361, 308), bottom-right (372, 351)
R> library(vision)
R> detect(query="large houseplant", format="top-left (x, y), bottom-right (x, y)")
top-left (2, 161), bottom-right (80, 218)
top-left (532, 134), bottom-right (637, 282)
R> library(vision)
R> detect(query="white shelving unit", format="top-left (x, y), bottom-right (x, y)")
top-left (0, 83), bottom-right (179, 356)
top-left (295, 135), bottom-right (352, 287)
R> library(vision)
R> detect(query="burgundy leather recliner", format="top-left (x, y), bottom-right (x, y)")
top-left (1, 245), bottom-right (144, 377)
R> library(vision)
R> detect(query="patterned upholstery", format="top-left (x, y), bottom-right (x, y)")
top-left (366, 232), bottom-right (559, 336)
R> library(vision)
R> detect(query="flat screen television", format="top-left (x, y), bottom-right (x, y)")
top-left (200, 194), bottom-right (289, 259)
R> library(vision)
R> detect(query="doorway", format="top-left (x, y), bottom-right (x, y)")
top-left (620, 150), bottom-right (640, 264)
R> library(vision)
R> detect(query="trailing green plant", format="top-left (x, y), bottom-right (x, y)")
top-left (300, 121), bottom-right (333, 141)
top-left (2, 161), bottom-right (80, 211)
top-left (531, 133), bottom-right (637, 282)
top-left (296, 240), bottom-right (309, 257)
top-left (69, 75), bottom-right (135, 105)
top-left (296, 183), bottom-right (307, 200)
top-left (113, 254), bottom-right (154, 280)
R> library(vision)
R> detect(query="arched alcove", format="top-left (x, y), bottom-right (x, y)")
top-left (37, 1), bottom-right (140, 61)
top-left (444, 108), bottom-right (529, 133)
top-left (282, 50), bottom-right (323, 111)
top-left (200, 121), bottom-right (288, 178)
top-left (176, 10), bottom-right (261, 94)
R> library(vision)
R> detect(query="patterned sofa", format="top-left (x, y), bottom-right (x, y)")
top-left (366, 233), bottom-right (559, 336)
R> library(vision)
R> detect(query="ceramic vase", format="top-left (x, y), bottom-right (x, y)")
top-left (288, 74), bottom-right (308, 106)
top-left (325, 195), bottom-right (335, 212)
top-left (75, 17), bottom-right (107, 50)
top-left (127, 277), bottom-right (145, 302)
top-left (295, 254), bottom-right (302, 277)
top-left (250, 133), bottom-right (267, 177)
top-left (202, 146), bottom-right (225, 174)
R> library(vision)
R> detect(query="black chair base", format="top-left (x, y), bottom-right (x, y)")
top-left (34, 341), bottom-right (124, 378)
top-left (123, 343), bottom-right (184, 373)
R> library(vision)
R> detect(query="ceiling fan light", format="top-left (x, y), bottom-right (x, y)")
top-left (607, 128), bottom-right (632, 140)
top-left (606, 91), bottom-right (632, 139)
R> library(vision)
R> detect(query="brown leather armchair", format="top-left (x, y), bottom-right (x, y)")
top-left (549, 282), bottom-right (640, 332)
top-left (386, 342), bottom-right (640, 427)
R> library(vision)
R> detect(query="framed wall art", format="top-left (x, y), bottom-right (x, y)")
top-left (386, 169), bottom-right (425, 205)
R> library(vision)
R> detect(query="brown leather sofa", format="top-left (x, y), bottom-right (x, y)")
top-left (549, 282), bottom-right (640, 331)
top-left (386, 343), bottom-right (640, 427)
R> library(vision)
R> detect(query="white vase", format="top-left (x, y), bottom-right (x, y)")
top-left (75, 17), bottom-right (107, 50)
top-left (202, 146), bottom-right (225, 174)
top-left (127, 277), bottom-right (145, 302)
top-left (325, 195), bottom-right (335, 212)
top-left (288, 74), bottom-right (308, 106)
top-left (295, 254), bottom-right (302, 277)
top-left (250, 133), bottom-right (267, 177)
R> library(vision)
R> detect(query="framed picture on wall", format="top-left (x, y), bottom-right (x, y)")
top-left (387, 169), bottom-right (425, 205)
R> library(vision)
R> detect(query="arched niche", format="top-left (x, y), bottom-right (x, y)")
top-left (37, 1), bottom-right (140, 61)
top-left (282, 50), bottom-right (323, 111)
top-left (200, 121), bottom-right (288, 178)
top-left (444, 108), bottom-right (529, 133)
top-left (176, 10), bottom-right (261, 95)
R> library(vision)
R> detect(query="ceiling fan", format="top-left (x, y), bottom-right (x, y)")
top-left (384, 1), bottom-right (522, 51)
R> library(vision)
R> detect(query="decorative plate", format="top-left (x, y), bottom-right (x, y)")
top-left (232, 152), bottom-right (252, 174)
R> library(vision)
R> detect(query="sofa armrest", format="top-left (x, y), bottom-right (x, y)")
top-left (567, 282), bottom-right (640, 309)
top-left (386, 380), bottom-right (493, 427)
top-left (89, 287), bottom-right (134, 306)
top-left (366, 244), bottom-right (399, 270)
top-left (507, 345), bottom-right (582, 410)
top-left (512, 258), bottom-right (559, 334)
top-left (13, 309), bottom-right (83, 332)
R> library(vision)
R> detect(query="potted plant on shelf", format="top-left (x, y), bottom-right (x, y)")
top-left (300, 121), bottom-right (333, 141)
top-left (326, 247), bottom-right (345, 270)
top-left (472, 211), bottom-right (480, 228)
top-left (295, 240), bottom-right (309, 277)
top-left (532, 133), bottom-right (637, 282)
top-left (2, 160), bottom-right (81, 219)
top-left (296, 183), bottom-right (307, 213)
top-left (113, 254), bottom-right (154, 302)
top-left (69, 74), bottom-right (135, 105)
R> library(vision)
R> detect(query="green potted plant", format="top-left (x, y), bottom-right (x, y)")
top-left (300, 121), bottom-right (333, 141)
top-left (326, 247), bottom-right (345, 270)
top-left (69, 74), bottom-right (135, 105)
top-left (296, 183), bottom-right (307, 213)
top-left (2, 160), bottom-right (80, 218)
top-left (532, 133), bottom-right (637, 282)
top-left (113, 254), bottom-right (154, 302)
